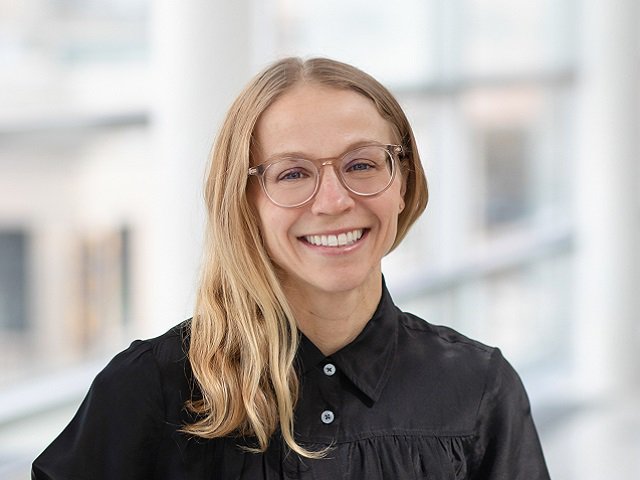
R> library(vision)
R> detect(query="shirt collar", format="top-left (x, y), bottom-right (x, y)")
top-left (295, 280), bottom-right (399, 404)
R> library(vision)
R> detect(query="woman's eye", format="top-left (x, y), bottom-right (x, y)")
top-left (277, 169), bottom-right (308, 181)
top-left (346, 160), bottom-right (376, 172)
top-left (353, 162), bottom-right (373, 171)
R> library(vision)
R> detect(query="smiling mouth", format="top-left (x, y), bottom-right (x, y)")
top-left (302, 229), bottom-right (365, 247)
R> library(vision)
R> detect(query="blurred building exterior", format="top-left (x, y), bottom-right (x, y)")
top-left (0, 0), bottom-right (638, 478)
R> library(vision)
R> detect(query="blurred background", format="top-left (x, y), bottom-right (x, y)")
top-left (0, 0), bottom-right (639, 478)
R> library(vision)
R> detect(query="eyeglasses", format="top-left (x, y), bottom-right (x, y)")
top-left (248, 144), bottom-right (402, 208)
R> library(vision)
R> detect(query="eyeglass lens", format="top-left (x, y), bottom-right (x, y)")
top-left (262, 145), bottom-right (394, 207)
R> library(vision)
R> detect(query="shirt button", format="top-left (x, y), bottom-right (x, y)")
top-left (323, 363), bottom-right (336, 376)
top-left (320, 410), bottom-right (335, 424)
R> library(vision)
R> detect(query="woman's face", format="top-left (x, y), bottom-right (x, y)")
top-left (250, 83), bottom-right (405, 299)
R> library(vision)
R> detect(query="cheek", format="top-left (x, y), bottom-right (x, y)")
top-left (253, 200), bottom-right (298, 255)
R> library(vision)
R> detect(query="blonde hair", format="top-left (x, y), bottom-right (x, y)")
top-left (185, 57), bottom-right (428, 457)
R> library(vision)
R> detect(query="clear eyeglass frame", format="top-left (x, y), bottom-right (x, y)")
top-left (248, 144), bottom-right (403, 208)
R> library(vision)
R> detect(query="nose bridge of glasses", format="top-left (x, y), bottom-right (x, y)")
top-left (310, 160), bottom-right (355, 212)
top-left (317, 159), bottom-right (349, 191)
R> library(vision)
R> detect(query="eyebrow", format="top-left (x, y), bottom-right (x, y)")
top-left (263, 140), bottom-right (386, 163)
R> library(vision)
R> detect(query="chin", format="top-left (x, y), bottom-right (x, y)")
top-left (301, 270), bottom-right (379, 296)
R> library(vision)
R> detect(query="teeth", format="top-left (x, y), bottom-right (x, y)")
top-left (304, 229), bottom-right (364, 247)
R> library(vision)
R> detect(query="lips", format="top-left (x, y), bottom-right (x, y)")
top-left (302, 229), bottom-right (364, 247)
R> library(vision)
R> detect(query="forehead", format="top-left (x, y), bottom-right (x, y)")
top-left (254, 83), bottom-right (395, 160)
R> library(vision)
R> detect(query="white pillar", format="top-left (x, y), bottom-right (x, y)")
top-left (574, 0), bottom-right (640, 396)
top-left (144, 0), bottom-right (254, 332)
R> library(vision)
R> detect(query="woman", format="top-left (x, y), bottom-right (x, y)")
top-left (32, 57), bottom-right (550, 479)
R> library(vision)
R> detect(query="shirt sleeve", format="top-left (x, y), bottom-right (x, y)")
top-left (471, 348), bottom-right (551, 480)
top-left (32, 340), bottom-right (165, 480)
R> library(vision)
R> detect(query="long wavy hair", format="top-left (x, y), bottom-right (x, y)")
top-left (184, 57), bottom-right (428, 457)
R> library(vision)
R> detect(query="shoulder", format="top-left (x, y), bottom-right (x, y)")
top-left (398, 313), bottom-right (517, 415)
top-left (98, 321), bottom-right (189, 380)
top-left (90, 321), bottom-right (193, 415)
top-left (397, 311), bottom-right (520, 393)
top-left (397, 310), bottom-right (497, 367)
top-left (390, 310), bottom-right (513, 423)
top-left (31, 322), bottom-right (193, 479)
top-left (135, 320), bottom-right (190, 370)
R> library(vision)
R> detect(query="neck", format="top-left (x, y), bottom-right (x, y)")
top-left (284, 272), bottom-right (383, 356)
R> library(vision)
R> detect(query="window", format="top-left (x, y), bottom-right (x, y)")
top-left (479, 127), bottom-right (532, 228)
top-left (0, 231), bottom-right (29, 332)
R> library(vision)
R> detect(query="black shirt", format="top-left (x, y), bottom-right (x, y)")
top-left (32, 285), bottom-right (551, 479)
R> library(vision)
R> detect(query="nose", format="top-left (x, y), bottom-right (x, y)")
top-left (310, 163), bottom-right (355, 215)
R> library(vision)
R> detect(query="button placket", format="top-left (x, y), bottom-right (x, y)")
top-left (319, 361), bottom-right (338, 427)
